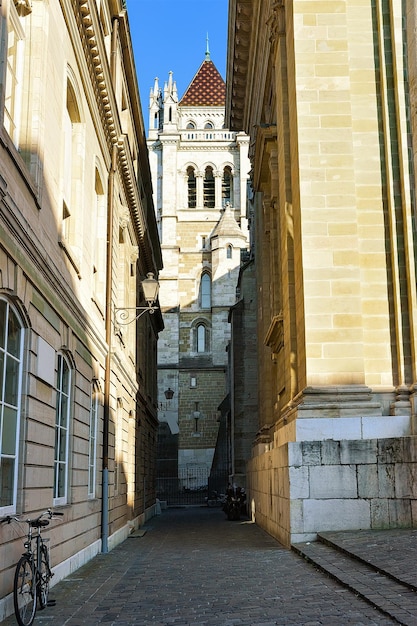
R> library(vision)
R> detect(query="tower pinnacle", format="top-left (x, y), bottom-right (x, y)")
top-left (205, 33), bottom-right (210, 61)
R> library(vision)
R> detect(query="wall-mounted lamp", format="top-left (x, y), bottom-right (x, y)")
top-left (164, 387), bottom-right (174, 400)
top-left (159, 387), bottom-right (175, 411)
top-left (114, 272), bottom-right (159, 325)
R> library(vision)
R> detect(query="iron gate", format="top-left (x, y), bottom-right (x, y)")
top-left (156, 468), bottom-right (228, 506)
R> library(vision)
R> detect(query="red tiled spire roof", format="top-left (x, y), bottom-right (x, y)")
top-left (180, 60), bottom-right (226, 106)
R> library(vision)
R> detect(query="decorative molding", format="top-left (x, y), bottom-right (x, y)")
top-left (264, 314), bottom-right (284, 355)
top-left (267, 0), bottom-right (286, 43)
top-left (14, 0), bottom-right (32, 17)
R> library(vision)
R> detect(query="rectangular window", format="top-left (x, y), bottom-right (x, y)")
top-left (0, 300), bottom-right (23, 514)
top-left (4, 2), bottom-right (25, 146)
top-left (54, 354), bottom-right (71, 505)
top-left (88, 386), bottom-right (98, 498)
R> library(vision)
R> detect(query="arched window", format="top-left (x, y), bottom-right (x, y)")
top-left (201, 273), bottom-right (211, 308)
top-left (0, 298), bottom-right (24, 512)
top-left (227, 244), bottom-right (233, 259)
top-left (204, 121), bottom-right (214, 129)
top-left (54, 353), bottom-right (72, 505)
top-left (93, 166), bottom-right (106, 308)
top-left (203, 166), bottom-right (215, 208)
top-left (61, 73), bottom-right (84, 274)
top-left (186, 121), bottom-right (196, 129)
top-left (222, 166), bottom-right (233, 206)
top-left (197, 324), bottom-right (206, 353)
top-left (187, 166), bottom-right (197, 208)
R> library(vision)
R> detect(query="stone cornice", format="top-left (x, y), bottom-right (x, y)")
top-left (225, 0), bottom-right (253, 131)
top-left (74, 0), bottom-right (118, 150)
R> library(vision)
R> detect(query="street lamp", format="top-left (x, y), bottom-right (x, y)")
top-left (114, 272), bottom-right (159, 325)
top-left (164, 388), bottom-right (174, 400)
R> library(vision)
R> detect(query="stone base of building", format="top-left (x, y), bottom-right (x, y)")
top-left (248, 433), bottom-right (417, 547)
top-left (247, 386), bottom-right (417, 547)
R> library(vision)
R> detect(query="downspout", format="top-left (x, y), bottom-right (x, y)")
top-left (102, 15), bottom-right (120, 554)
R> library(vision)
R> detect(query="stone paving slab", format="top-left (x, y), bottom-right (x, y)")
top-left (0, 508), bottom-right (398, 626)
top-left (317, 530), bottom-right (417, 590)
top-left (292, 540), bottom-right (417, 626)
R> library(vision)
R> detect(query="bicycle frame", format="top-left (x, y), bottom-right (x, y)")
top-left (1, 508), bottom-right (63, 626)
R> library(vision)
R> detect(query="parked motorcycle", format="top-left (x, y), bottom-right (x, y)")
top-left (222, 485), bottom-right (246, 520)
top-left (205, 490), bottom-right (226, 507)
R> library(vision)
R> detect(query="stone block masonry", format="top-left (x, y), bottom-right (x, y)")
top-left (248, 436), bottom-right (417, 547)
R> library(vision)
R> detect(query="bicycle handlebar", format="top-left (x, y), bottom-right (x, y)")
top-left (0, 509), bottom-right (64, 525)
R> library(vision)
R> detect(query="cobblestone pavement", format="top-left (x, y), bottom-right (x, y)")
top-left (0, 507), bottom-right (402, 626)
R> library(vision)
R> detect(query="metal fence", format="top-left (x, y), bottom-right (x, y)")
top-left (156, 468), bottom-right (228, 506)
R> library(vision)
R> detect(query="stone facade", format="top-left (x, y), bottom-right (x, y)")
top-left (0, 0), bottom-right (162, 619)
top-left (147, 54), bottom-right (250, 485)
top-left (226, 0), bottom-right (417, 546)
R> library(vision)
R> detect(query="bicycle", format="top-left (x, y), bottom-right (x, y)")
top-left (1, 508), bottom-right (64, 626)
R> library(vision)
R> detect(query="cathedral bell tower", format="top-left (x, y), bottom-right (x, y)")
top-left (147, 48), bottom-right (250, 493)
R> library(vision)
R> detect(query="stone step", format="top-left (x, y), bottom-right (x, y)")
top-left (292, 538), bottom-right (417, 626)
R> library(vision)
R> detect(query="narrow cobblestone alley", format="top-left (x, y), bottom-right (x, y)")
top-left (0, 507), bottom-right (399, 626)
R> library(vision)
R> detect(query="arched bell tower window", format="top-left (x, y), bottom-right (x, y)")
top-left (203, 166), bottom-right (215, 208)
top-left (187, 166), bottom-right (196, 208)
top-left (222, 166), bottom-right (233, 206)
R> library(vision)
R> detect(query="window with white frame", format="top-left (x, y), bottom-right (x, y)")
top-left (88, 383), bottom-right (98, 498)
top-left (54, 353), bottom-right (71, 505)
top-left (0, 298), bottom-right (24, 513)
top-left (4, 2), bottom-right (25, 146)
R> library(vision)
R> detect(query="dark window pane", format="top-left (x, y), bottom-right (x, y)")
top-left (0, 458), bottom-right (15, 506)
top-left (7, 309), bottom-right (21, 357)
top-left (0, 300), bottom-right (6, 349)
top-left (4, 355), bottom-right (19, 406)
top-left (2, 406), bottom-right (17, 455)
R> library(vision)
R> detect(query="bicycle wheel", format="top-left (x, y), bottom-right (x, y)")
top-left (37, 544), bottom-right (51, 609)
top-left (13, 556), bottom-right (37, 626)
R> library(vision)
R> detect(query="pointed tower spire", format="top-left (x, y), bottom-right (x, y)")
top-left (205, 33), bottom-right (210, 61)
top-left (148, 76), bottom-right (161, 137)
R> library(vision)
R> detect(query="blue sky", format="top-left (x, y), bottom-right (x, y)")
top-left (125, 0), bottom-right (228, 132)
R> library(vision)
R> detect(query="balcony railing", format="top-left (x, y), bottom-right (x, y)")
top-left (181, 131), bottom-right (236, 142)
